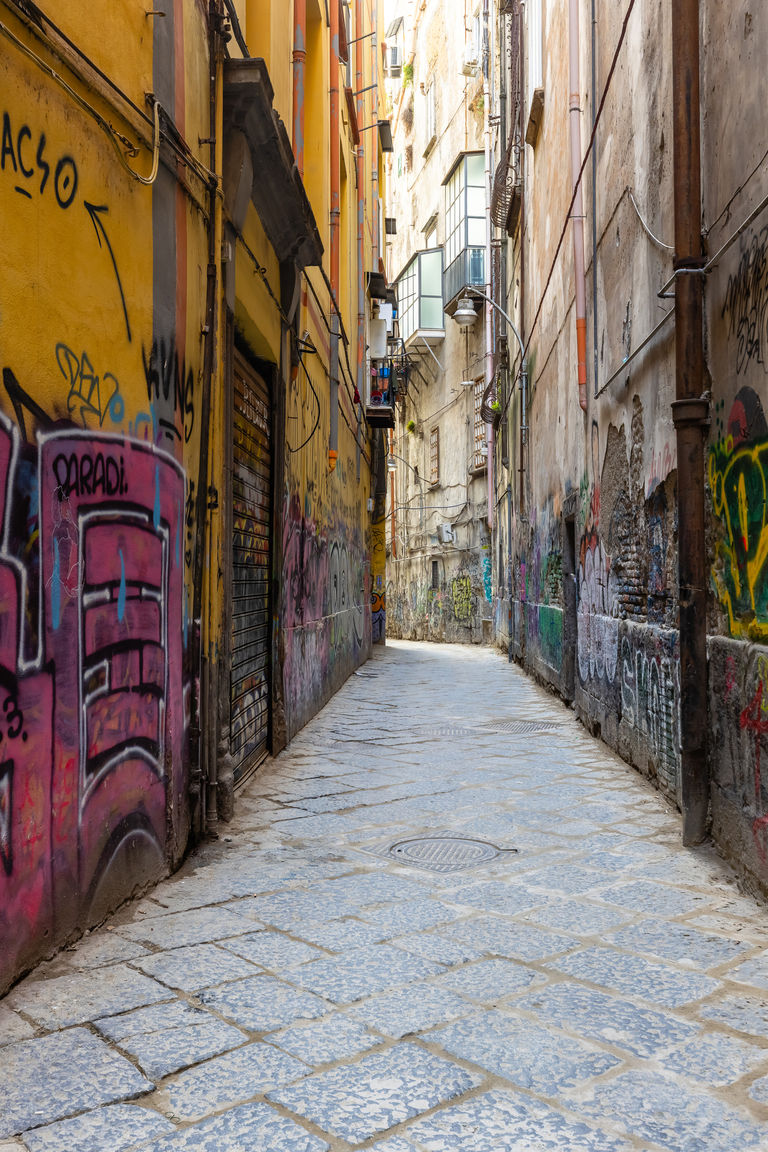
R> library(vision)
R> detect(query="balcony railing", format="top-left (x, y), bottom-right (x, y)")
top-left (443, 247), bottom-right (486, 311)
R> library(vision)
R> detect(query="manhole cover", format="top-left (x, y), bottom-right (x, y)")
top-left (388, 835), bottom-right (516, 873)
top-left (486, 720), bottom-right (562, 734)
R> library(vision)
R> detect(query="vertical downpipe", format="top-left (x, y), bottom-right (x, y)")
top-left (569, 0), bottom-right (588, 410)
top-left (671, 0), bottom-right (709, 844)
top-left (483, 0), bottom-right (494, 531)
top-left (329, 0), bottom-right (341, 471)
top-left (293, 0), bottom-right (307, 175)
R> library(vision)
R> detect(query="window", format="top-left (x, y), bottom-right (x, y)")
top-left (424, 81), bottom-right (436, 155)
top-left (525, 0), bottom-right (545, 145)
top-left (396, 249), bottom-right (444, 344)
top-left (443, 153), bottom-right (486, 306)
top-left (430, 426), bottom-right (440, 484)
top-left (431, 559), bottom-right (439, 590)
top-left (473, 379), bottom-right (487, 471)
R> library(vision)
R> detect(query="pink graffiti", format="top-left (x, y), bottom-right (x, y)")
top-left (740, 680), bottom-right (768, 861)
top-left (0, 414), bottom-right (186, 990)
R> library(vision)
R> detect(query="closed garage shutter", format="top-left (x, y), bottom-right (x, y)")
top-left (231, 350), bottom-right (271, 783)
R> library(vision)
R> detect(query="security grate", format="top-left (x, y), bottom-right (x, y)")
top-left (388, 835), bottom-right (516, 873)
top-left (485, 720), bottom-right (563, 734)
top-left (421, 727), bottom-right (481, 738)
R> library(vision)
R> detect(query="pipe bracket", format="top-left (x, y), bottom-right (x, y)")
top-left (671, 396), bottom-right (710, 428)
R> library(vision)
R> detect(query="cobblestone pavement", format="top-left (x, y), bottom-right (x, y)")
top-left (3, 640), bottom-right (768, 1150)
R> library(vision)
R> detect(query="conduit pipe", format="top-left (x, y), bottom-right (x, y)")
top-left (329, 0), bottom-right (341, 470)
top-left (569, 0), bottom-right (588, 410)
top-left (671, 0), bottom-right (709, 844)
top-left (292, 0), bottom-right (306, 175)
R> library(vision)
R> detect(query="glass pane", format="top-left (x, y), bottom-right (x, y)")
top-left (468, 248), bottom-right (485, 283)
top-left (467, 218), bottom-right (486, 246)
top-left (467, 187), bottom-right (485, 217)
top-left (466, 152), bottom-right (484, 185)
top-left (421, 296), bottom-right (444, 329)
top-left (420, 250), bottom-right (442, 294)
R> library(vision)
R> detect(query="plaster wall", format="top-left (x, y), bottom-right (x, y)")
top-left (385, 0), bottom-right (492, 642)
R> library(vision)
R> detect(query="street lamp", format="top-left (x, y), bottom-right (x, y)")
top-left (448, 291), bottom-right (527, 445)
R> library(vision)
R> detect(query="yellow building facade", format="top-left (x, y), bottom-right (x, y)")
top-left (0, 0), bottom-right (387, 991)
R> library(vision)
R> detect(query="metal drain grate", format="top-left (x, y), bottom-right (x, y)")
top-left (485, 720), bottom-right (562, 734)
top-left (421, 727), bottom-right (481, 738)
top-left (388, 835), bottom-right (516, 873)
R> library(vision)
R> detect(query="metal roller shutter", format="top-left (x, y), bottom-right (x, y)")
top-left (231, 351), bottom-right (271, 783)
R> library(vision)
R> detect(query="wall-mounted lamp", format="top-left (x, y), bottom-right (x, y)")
top-left (452, 294), bottom-right (478, 328)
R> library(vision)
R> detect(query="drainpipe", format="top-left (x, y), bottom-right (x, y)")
top-left (569, 0), bottom-right (588, 411)
top-left (191, 0), bottom-right (224, 839)
top-left (671, 0), bottom-right (709, 844)
top-left (293, 0), bottom-right (306, 175)
top-left (483, 0), bottom-right (494, 531)
top-left (371, 0), bottom-right (380, 269)
top-left (329, 0), bottom-right (340, 471)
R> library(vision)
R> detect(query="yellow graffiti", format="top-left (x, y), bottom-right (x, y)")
top-left (709, 440), bottom-right (768, 639)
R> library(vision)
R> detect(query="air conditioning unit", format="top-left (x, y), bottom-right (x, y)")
top-left (461, 43), bottom-right (478, 76)
top-left (388, 45), bottom-right (402, 76)
top-left (438, 522), bottom-right (454, 544)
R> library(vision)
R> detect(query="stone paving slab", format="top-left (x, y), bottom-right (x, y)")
top-left (3, 640), bottom-right (768, 1149)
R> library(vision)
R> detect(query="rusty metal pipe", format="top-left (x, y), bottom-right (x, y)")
top-left (671, 0), bottom-right (709, 844)
top-left (329, 0), bottom-right (341, 471)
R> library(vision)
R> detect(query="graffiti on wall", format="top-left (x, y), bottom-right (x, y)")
top-left (721, 224), bottom-right (768, 376)
top-left (577, 423), bottom-right (620, 685)
top-left (620, 630), bottom-right (680, 791)
top-left (709, 386), bottom-right (768, 640)
top-left (452, 575), bottom-right (473, 624)
top-left (0, 413), bottom-right (185, 981)
top-left (281, 489), bottom-right (368, 727)
top-left (740, 668), bottom-right (768, 862)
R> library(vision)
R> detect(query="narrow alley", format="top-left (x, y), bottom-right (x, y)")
top-left (2, 642), bottom-right (768, 1150)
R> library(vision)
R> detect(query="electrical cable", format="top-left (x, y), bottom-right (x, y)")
top-left (288, 357), bottom-right (322, 454)
top-left (0, 17), bottom-right (162, 184)
top-left (628, 187), bottom-right (673, 251)
top-left (520, 0), bottom-right (637, 368)
top-left (0, 10), bottom-right (213, 198)
top-left (705, 143), bottom-right (768, 238)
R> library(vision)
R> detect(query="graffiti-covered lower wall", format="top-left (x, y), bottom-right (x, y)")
top-left (386, 547), bottom-right (492, 644)
top-left (280, 296), bottom-right (372, 739)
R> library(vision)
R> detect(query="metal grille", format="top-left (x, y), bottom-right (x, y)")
top-left (430, 426), bottom-right (439, 484)
top-left (473, 379), bottom-right (486, 470)
top-left (231, 352), bottom-right (271, 782)
top-left (485, 720), bottom-right (563, 734)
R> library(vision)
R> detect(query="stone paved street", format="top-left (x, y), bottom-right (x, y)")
top-left (3, 641), bottom-right (768, 1150)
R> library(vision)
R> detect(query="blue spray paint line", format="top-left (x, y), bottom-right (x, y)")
top-left (154, 464), bottom-right (161, 530)
top-left (51, 537), bottom-right (61, 630)
top-left (117, 549), bottom-right (126, 622)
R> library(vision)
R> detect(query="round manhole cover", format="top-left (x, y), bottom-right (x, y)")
top-left (388, 835), bottom-right (515, 873)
